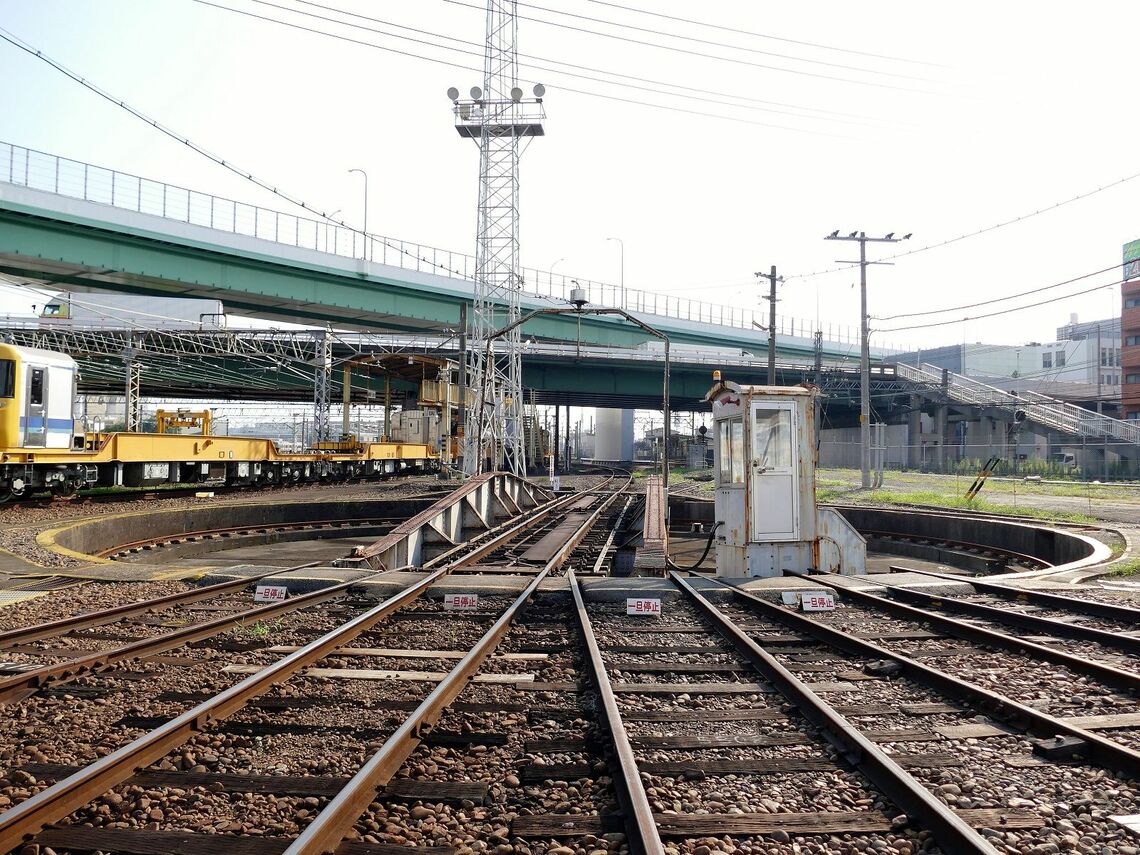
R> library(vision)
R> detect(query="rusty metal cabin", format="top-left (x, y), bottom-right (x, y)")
top-left (706, 377), bottom-right (865, 577)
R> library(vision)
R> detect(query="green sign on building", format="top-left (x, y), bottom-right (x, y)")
top-left (1126, 238), bottom-right (1140, 281)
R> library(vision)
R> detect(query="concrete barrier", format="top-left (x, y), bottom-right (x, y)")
top-left (47, 497), bottom-right (435, 560)
top-left (667, 496), bottom-right (1105, 573)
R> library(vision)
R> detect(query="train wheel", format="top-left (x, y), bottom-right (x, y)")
top-left (49, 478), bottom-right (77, 497)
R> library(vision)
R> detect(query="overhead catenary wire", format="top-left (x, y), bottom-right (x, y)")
top-left (582, 0), bottom-right (945, 67)
top-left (788, 171), bottom-right (1140, 281)
top-left (190, 0), bottom-right (860, 139)
top-left (476, 0), bottom-right (938, 82)
top-left (874, 262), bottom-right (1125, 321)
top-left (441, 0), bottom-right (940, 94)
top-left (0, 26), bottom-right (474, 281)
top-left (285, 0), bottom-right (898, 126)
top-left (877, 278), bottom-right (1126, 334)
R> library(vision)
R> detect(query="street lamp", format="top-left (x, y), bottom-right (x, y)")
top-left (548, 258), bottom-right (566, 296)
top-left (606, 237), bottom-right (625, 308)
top-left (348, 168), bottom-right (368, 259)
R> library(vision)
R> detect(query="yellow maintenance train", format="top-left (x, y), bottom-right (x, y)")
top-left (0, 343), bottom-right (437, 501)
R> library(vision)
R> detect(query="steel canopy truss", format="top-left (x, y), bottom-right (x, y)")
top-left (0, 327), bottom-right (455, 403)
top-left (452, 1), bottom-right (545, 477)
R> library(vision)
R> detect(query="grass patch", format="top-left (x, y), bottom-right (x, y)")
top-left (1109, 558), bottom-right (1140, 577)
top-left (829, 488), bottom-right (1096, 525)
top-left (817, 467), bottom-right (1140, 503)
top-left (231, 618), bottom-right (285, 641)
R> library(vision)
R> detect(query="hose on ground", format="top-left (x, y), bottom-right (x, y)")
top-left (665, 521), bottom-right (723, 572)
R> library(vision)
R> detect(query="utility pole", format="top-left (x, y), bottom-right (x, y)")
top-left (824, 230), bottom-right (910, 489)
top-left (757, 266), bottom-right (783, 385)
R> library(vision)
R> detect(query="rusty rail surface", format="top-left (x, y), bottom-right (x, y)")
top-left (721, 577), bottom-right (1140, 779)
top-left (283, 567), bottom-right (552, 854)
top-left (0, 566), bottom-right (447, 853)
top-left (0, 562), bottom-right (321, 650)
top-left (672, 572), bottom-right (997, 855)
top-left (0, 568), bottom-right (382, 705)
top-left (796, 571), bottom-right (1140, 696)
top-left (876, 568), bottom-right (1140, 657)
top-left (0, 474), bottom-right (629, 852)
top-left (893, 565), bottom-right (1140, 624)
top-left (571, 569), bottom-right (664, 855)
top-left (282, 481), bottom-right (627, 853)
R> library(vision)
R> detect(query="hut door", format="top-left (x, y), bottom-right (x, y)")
top-left (749, 402), bottom-right (799, 541)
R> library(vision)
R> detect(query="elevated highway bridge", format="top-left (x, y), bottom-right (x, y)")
top-left (4, 141), bottom-right (1138, 463)
top-left (0, 141), bottom-right (873, 360)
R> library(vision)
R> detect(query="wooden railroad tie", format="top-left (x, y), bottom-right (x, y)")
top-left (512, 808), bottom-right (1043, 838)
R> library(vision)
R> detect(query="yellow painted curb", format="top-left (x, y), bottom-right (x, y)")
top-left (36, 525), bottom-right (113, 565)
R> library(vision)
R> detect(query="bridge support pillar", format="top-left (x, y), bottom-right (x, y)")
top-left (907, 395), bottom-right (922, 469)
top-left (935, 404), bottom-right (949, 473)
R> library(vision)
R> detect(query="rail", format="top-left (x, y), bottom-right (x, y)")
top-left (791, 571), bottom-right (1140, 698)
top-left (673, 572), bottom-right (996, 854)
top-left (723, 575), bottom-right (1140, 779)
top-left (0, 141), bottom-right (907, 351)
top-left (882, 567), bottom-right (1140, 657)
top-left (894, 361), bottom-right (1140, 444)
top-left (285, 484), bottom-right (628, 853)
top-left (894, 565), bottom-right (1140, 623)
top-left (0, 564), bottom-right (444, 851)
top-left (0, 476), bottom-right (620, 850)
top-left (0, 562), bottom-right (317, 649)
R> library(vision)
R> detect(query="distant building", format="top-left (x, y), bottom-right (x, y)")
top-left (893, 314), bottom-right (1121, 405)
top-left (1124, 238), bottom-right (1140, 418)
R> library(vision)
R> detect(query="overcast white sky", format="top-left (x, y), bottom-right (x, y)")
top-left (1, 0), bottom-right (1136, 353)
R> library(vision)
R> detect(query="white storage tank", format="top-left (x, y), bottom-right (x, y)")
top-left (595, 408), bottom-right (634, 461)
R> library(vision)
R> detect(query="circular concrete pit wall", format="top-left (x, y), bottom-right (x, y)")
top-left (49, 497), bottom-right (436, 561)
top-left (670, 497), bottom-right (1106, 574)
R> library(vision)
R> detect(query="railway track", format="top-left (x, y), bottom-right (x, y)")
top-left (4, 470), bottom-right (1139, 853)
top-left (0, 471), bottom-right (633, 853)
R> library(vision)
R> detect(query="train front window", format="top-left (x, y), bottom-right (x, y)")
top-left (0, 360), bottom-right (14, 398)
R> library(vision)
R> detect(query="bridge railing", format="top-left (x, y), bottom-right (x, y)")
top-left (895, 362), bottom-right (1140, 444)
top-left (0, 141), bottom-right (899, 351)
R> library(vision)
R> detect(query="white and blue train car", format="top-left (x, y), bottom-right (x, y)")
top-left (0, 344), bottom-right (79, 450)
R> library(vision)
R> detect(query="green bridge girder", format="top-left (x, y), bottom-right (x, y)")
top-left (0, 188), bottom-right (852, 359)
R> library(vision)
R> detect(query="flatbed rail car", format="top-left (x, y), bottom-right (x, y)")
top-left (0, 342), bottom-right (437, 500)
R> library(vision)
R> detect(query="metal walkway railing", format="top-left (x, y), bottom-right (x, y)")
top-left (895, 362), bottom-right (1140, 444)
top-left (0, 141), bottom-right (894, 351)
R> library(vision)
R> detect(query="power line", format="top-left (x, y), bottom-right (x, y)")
top-left (499, 0), bottom-right (937, 82)
top-left (441, 0), bottom-right (938, 94)
top-left (875, 262), bottom-right (1124, 321)
top-left (788, 171), bottom-right (1140, 281)
top-left (286, 0), bottom-right (895, 126)
top-left (878, 279), bottom-right (1124, 333)
top-left (190, 0), bottom-right (856, 139)
top-left (0, 25), bottom-right (477, 280)
top-left (583, 0), bottom-right (944, 67)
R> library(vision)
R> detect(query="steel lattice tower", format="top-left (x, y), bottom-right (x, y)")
top-left (450, 1), bottom-right (545, 476)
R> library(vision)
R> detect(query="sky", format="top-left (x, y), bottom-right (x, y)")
top-left (0, 0), bottom-right (1137, 355)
